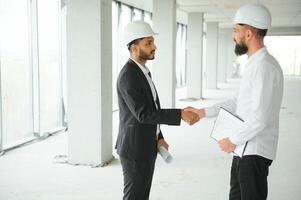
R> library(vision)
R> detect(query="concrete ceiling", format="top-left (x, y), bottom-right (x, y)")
top-left (118, 0), bottom-right (301, 28)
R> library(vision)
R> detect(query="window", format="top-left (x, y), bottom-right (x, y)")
top-left (112, 1), bottom-right (119, 110)
top-left (132, 8), bottom-right (143, 21)
top-left (112, 1), bottom-right (153, 110)
top-left (143, 11), bottom-right (152, 25)
top-left (0, 0), bottom-right (33, 148)
top-left (112, 1), bottom-right (188, 108)
top-left (265, 36), bottom-right (301, 76)
top-left (37, 0), bottom-right (63, 133)
top-left (176, 23), bottom-right (187, 87)
top-left (236, 36), bottom-right (301, 77)
top-left (0, 0), bottom-right (64, 150)
top-left (112, 3), bottom-right (132, 110)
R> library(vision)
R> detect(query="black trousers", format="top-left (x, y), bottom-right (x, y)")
top-left (229, 155), bottom-right (273, 200)
top-left (120, 156), bottom-right (157, 200)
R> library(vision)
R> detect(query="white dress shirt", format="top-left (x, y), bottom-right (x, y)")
top-left (205, 47), bottom-right (284, 160)
top-left (130, 58), bottom-right (161, 138)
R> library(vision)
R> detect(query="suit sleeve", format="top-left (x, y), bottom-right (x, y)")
top-left (118, 70), bottom-right (181, 126)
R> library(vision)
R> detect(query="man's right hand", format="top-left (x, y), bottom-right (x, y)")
top-left (181, 109), bottom-right (200, 125)
top-left (184, 107), bottom-right (206, 119)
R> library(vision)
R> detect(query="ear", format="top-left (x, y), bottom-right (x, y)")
top-left (130, 44), bottom-right (137, 52)
top-left (245, 29), bottom-right (254, 41)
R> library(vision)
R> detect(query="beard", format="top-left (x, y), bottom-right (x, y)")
top-left (139, 48), bottom-right (155, 60)
top-left (234, 41), bottom-right (248, 56)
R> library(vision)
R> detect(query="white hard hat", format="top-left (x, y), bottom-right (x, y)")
top-left (123, 21), bottom-right (157, 45)
top-left (234, 4), bottom-right (272, 29)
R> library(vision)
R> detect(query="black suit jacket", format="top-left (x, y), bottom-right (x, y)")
top-left (116, 59), bottom-right (181, 161)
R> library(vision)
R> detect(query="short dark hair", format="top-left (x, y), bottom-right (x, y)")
top-left (256, 29), bottom-right (268, 38)
top-left (238, 23), bottom-right (268, 38)
top-left (127, 38), bottom-right (143, 51)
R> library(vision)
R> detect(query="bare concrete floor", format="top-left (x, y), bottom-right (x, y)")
top-left (0, 77), bottom-right (300, 200)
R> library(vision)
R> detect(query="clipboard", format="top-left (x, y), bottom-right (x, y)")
top-left (210, 107), bottom-right (248, 158)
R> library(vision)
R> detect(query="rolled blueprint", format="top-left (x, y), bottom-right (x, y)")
top-left (158, 146), bottom-right (173, 163)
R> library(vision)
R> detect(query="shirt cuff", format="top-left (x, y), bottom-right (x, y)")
top-left (204, 107), bottom-right (217, 118)
top-left (229, 135), bottom-right (244, 146)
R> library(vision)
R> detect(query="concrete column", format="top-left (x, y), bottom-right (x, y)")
top-left (217, 29), bottom-right (227, 83)
top-left (205, 22), bottom-right (218, 89)
top-left (0, 60), bottom-right (2, 153)
top-left (226, 32), bottom-right (235, 79)
top-left (186, 13), bottom-right (204, 99)
top-left (152, 0), bottom-right (176, 107)
top-left (67, 0), bottom-right (112, 166)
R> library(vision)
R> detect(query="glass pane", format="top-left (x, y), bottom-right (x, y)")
top-left (265, 36), bottom-right (301, 76)
top-left (0, 0), bottom-right (33, 147)
top-left (112, 4), bottom-right (154, 111)
top-left (37, 0), bottom-right (62, 132)
top-left (237, 36), bottom-right (301, 77)
top-left (112, 3), bottom-right (132, 110)
top-left (142, 11), bottom-right (154, 71)
top-left (112, 1), bottom-right (119, 110)
top-left (181, 25), bottom-right (187, 85)
top-left (132, 8), bottom-right (142, 21)
top-left (175, 24), bottom-right (187, 87)
top-left (118, 5), bottom-right (131, 70)
top-left (176, 24), bottom-right (182, 86)
top-left (143, 11), bottom-right (152, 26)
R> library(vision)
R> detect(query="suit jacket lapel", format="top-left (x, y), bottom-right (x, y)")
top-left (127, 59), bottom-right (159, 109)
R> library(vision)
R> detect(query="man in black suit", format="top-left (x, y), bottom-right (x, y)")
top-left (116, 21), bottom-right (199, 200)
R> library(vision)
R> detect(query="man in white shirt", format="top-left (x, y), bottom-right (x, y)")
top-left (187, 4), bottom-right (284, 200)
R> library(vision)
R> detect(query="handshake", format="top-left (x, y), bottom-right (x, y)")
top-left (181, 107), bottom-right (206, 125)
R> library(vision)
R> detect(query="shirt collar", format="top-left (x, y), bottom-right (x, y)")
top-left (244, 47), bottom-right (267, 67)
top-left (130, 57), bottom-right (150, 75)
top-left (247, 46), bottom-right (267, 60)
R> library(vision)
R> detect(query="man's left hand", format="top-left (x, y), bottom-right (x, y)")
top-left (157, 139), bottom-right (169, 151)
top-left (218, 138), bottom-right (236, 153)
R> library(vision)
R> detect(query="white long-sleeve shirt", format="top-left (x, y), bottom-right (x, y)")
top-left (205, 47), bottom-right (284, 160)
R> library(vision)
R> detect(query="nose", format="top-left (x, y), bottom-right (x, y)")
top-left (153, 43), bottom-right (157, 51)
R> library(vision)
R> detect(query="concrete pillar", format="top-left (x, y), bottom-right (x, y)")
top-left (67, 0), bottom-right (112, 166)
top-left (205, 22), bottom-right (218, 89)
top-left (226, 32), bottom-right (235, 79)
top-left (217, 29), bottom-right (227, 83)
top-left (0, 60), bottom-right (2, 153)
top-left (152, 0), bottom-right (176, 107)
top-left (186, 13), bottom-right (204, 99)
